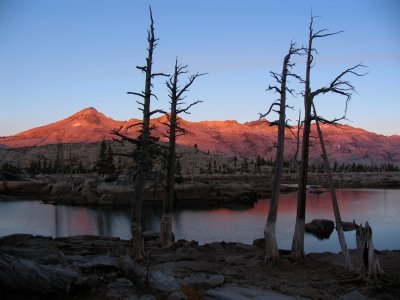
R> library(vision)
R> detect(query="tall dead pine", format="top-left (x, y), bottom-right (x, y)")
top-left (112, 7), bottom-right (167, 261)
top-left (160, 60), bottom-right (204, 246)
top-left (261, 42), bottom-right (303, 263)
top-left (292, 15), bottom-right (365, 259)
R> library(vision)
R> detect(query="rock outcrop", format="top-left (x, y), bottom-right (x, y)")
top-left (305, 219), bottom-right (335, 239)
top-left (40, 177), bottom-right (256, 207)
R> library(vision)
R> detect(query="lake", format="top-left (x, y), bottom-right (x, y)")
top-left (0, 188), bottom-right (399, 253)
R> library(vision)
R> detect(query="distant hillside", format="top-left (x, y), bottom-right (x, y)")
top-left (1, 107), bottom-right (399, 165)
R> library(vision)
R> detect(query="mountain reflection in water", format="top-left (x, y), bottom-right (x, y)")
top-left (0, 188), bottom-right (398, 253)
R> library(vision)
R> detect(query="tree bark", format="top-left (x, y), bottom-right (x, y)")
top-left (160, 61), bottom-right (203, 246)
top-left (292, 21), bottom-right (313, 260)
top-left (130, 8), bottom-right (157, 261)
top-left (312, 103), bottom-right (353, 271)
top-left (291, 16), bottom-right (365, 261)
top-left (356, 222), bottom-right (383, 278)
top-left (264, 44), bottom-right (294, 263)
top-left (160, 64), bottom-right (178, 247)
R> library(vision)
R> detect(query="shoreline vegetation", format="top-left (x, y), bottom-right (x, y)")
top-left (0, 233), bottom-right (399, 299)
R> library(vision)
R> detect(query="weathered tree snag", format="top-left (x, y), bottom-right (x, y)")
top-left (112, 7), bottom-right (167, 260)
top-left (160, 60), bottom-right (204, 246)
top-left (291, 17), bottom-right (315, 260)
top-left (312, 103), bottom-right (353, 271)
top-left (261, 42), bottom-right (303, 263)
top-left (356, 222), bottom-right (383, 278)
top-left (291, 15), bottom-right (365, 260)
top-left (0, 252), bottom-right (82, 295)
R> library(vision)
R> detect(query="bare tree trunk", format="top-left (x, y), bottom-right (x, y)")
top-left (292, 22), bottom-right (313, 260)
top-left (130, 9), bottom-right (156, 261)
top-left (160, 60), bottom-right (204, 246)
top-left (312, 103), bottom-right (353, 271)
top-left (160, 70), bottom-right (178, 247)
top-left (264, 42), bottom-right (300, 263)
top-left (291, 16), bottom-right (358, 260)
top-left (160, 129), bottom-right (176, 246)
top-left (111, 8), bottom-right (169, 259)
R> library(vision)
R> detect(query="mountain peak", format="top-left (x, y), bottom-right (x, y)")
top-left (68, 107), bottom-right (111, 125)
top-left (0, 107), bottom-right (399, 165)
top-left (74, 107), bottom-right (100, 116)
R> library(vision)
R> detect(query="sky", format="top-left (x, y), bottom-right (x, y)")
top-left (0, 0), bottom-right (399, 136)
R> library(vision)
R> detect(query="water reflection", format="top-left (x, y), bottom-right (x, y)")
top-left (0, 188), bottom-right (399, 253)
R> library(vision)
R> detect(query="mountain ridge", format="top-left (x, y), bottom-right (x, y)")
top-left (1, 107), bottom-right (399, 164)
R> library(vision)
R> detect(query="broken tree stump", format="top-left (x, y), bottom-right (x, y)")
top-left (356, 222), bottom-right (383, 278)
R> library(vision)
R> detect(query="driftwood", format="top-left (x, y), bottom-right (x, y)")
top-left (118, 255), bottom-right (179, 293)
top-left (0, 252), bottom-right (82, 295)
top-left (356, 222), bottom-right (383, 278)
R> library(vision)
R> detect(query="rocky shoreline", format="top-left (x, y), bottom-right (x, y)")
top-left (0, 234), bottom-right (399, 299)
top-left (1, 172), bottom-right (399, 207)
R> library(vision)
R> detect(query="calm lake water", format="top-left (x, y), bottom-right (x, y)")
top-left (0, 189), bottom-right (399, 253)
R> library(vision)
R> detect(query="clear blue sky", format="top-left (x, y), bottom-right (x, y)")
top-left (1, 0), bottom-right (399, 136)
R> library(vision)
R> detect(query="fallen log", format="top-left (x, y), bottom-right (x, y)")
top-left (0, 252), bottom-right (82, 295)
top-left (118, 255), bottom-right (179, 293)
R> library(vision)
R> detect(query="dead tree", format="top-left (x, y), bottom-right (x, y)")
top-left (260, 42), bottom-right (303, 263)
top-left (356, 222), bottom-right (383, 277)
top-left (160, 60), bottom-right (204, 246)
top-left (291, 15), bottom-right (366, 259)
top-left (111, 7), bottom-right (167, 261)
top-left (312, 103), bottom-right (353, 271)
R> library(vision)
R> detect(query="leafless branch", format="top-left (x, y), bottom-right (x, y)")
top-left (149, 109), bottom-right (166, 116)
top-left (177, 100), bottom-right (203, 114)
top-left (136, 66), bottom-right (147, 72)
top-left (310, 64), bottom-right (368, 109)
top-left (176, 72), bottom-right (207, 100)
top-left (267, 85), bottom-right (282, 94)
top-left (127, 92), bottom-right (145, 98)
top-left (151, 72), bottom-right (169, 78)
top-left (259, 101), bottom-right (280, 119)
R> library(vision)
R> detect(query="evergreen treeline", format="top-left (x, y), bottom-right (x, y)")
top-left (1, 152), bottom-right (399, 176)
top-left (95, 140), bottom-right (115, 176)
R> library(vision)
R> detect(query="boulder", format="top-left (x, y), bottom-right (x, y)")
top-left (0, 180), bottom-right (45, 196)
top-left (167, 291), bottom-right (188, 300)
top-left (180, 273), bottom-right (225, 290)
top-left (338, 290), bottom-right (366, 300)
top-left (305, 219), bottom-right (334, 239)
top-left (143, 231), bottom-right (175, 242)
top-left (0, 253), bottom-right (82, 295)
top-left (81, 180), bottom-right (101, 204)
top-left (252, 238), bottom-right (265, 249)
top-left (175, 182), bottom-right (211, 201)
top-left (74, 255), bottom-right (119, 272)
top-left (205, 284), bottom-right (297, 299)
top-left (106, 278), bottom-right (136, 300)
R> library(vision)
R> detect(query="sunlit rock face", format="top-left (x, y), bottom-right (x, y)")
top-left (1, 107), bottom-right (399, 164)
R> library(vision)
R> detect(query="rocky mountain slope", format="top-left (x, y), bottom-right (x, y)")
top-left (1, 107), bottom-right (399, 164)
